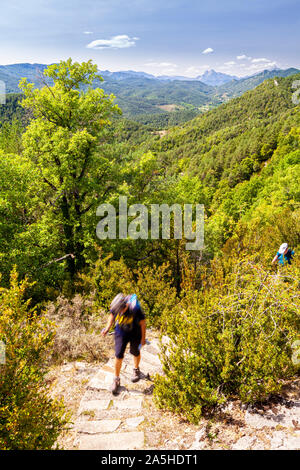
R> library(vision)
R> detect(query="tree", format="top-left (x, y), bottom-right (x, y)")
top-left (0, 269), bottom-right (69, 449)
top-left (20, 59), bottom-right (121, 278)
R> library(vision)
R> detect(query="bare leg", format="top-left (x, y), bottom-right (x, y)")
top-left (115, 357), bottom-right (123, 377)
top-left (133, 353), bottom-right (141, 369)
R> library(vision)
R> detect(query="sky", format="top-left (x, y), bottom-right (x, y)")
top-left (0, 0), bottom-right (299, 77)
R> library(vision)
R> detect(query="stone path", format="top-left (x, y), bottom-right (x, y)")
top-left (73, 337), bottom-right (163, 450)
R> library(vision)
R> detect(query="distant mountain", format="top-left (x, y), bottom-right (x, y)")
top-left (0, 63), bottom-right (48, 93)
top-left (99, 77), bottom-right (216, 116)
top-left (196, 69), bottom-right (238, 86)
top-left (0, 63), bottom-right (299, 126)
top-left (0, 63), bottom-right (47, 79)
top-left (216, 68), bottom-right (300, 98)
top-left (154, 75), bottom-right (196, 81)
top-left (154, 69), bottom-right (238, 85)
top-left (100, 70), bottom-right (156, 81)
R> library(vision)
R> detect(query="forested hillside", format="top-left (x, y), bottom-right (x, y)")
top-left (0, 60), bottom-right (299, 449)
top-left (142, 72), bottom-right (300, 261)
top-left (0, 63), bottom-right (298, 127)
top-left (216, 68), bottom-right (300, 98)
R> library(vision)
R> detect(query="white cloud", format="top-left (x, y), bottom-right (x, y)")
top-left (217, 55), bottom-right (280, 78)
top-left (252, 57), bottom-right (271, 63)
top-left (143, 61), bottom-right (178, 76)
top-left (184, 65), bottom-right (210, 77)
top-left (237, 54), bottom-right (251, 60)
top-left (202, 47), bottom-right (214, 54)
top-left (145, 62), bottom-right (177, 68)
top-left (86, 35), bottom-right (139, 49)
top-left (84, 31), bottom-right (93, 35)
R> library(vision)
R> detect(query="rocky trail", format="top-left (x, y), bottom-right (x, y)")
top-left (48, 332), bottom-right (299, 451)
top-left (73, 335), bottom-right (163, 450)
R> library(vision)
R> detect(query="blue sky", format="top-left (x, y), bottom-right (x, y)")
top-left (0, 0), bottom-right (299, 77)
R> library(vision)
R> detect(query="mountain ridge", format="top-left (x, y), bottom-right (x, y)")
top-left (0, 63), bottom-right (299, 125)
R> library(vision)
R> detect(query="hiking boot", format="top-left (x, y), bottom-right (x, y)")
top-left (111, 377), bottom-right (120, 395)
top-left (131, 367), bottom-right (141, 383)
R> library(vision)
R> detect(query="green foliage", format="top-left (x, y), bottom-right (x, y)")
top-left (207, 127), bottom-right (300, 257)
top-left (216, 68), bottom-right (300, 99)
top-left (80, 250), bottom-right (177, 327)
top-left (154, 260), bottom-right (300, 422)
top-left (18, 58), bottom-right (121, 279)
top-left (2, 64), bottom-right (298, 124)
top-left (0, 93), bottom-right (26, 123)
top-left (0, 119), bottom-right (23, 153)
top-left (0, 59), bottom-right (300, 432)
top-left (0, 269), bottom-right (69, 449)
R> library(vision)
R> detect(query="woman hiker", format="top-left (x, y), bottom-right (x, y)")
top-left (101, 293), bottom-right (146, 395)
top-left (272, 243), bottom-right (295, 266)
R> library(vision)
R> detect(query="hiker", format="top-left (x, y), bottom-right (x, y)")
top-left (272, 243), bottom-right (295, 266)
top-left (101, 293), bottom-right (146, 395)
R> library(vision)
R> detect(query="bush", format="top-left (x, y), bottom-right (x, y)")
top-left (81, 250), bottom-right (178, 327)
top-left (45, 294), bottom-right (108, 363)
top-left (0, 269), bottom-right (69, 449)
top-left (132, 263), bottom-right (178, 327)
top-left (80, 252), bottom-right (134, 311)
top-left (154, 259), bottom-right (300, 423)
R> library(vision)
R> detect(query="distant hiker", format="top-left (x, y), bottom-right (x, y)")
top-left (101, 293), bottom-right (146, 395)
top-left (272, 243), bottom-right (295, 266)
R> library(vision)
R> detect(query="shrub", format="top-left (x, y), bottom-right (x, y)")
top-left (154, 259), bottom-right (300, 423)
top-left (80, 252), bottom-right (135, 311)
top-left (0, 269), bottom-right (69, 449)
top-left (81, 250), bottom-right (178, 327)
top-left (45, 294), bottom-right (108, 363)
top-left (133, 263), bottom-right (178, 327)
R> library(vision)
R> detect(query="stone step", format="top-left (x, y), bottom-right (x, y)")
top-left (76, 419), bottom-right (121, 434)
top-left (143, 340), bottom-right (161, 355)
top-left (125, 416), bottom-right (145, 428)
top-left (87, 368), bottom-right (155, 393)
top-left (75, 332), bottom-right (163, 450)
top-left (140, 350), bottom-right (161, 366)
top-left (79, 431), bottom-right (145, 450)
top-left (113, 397), bottom-right (143, 410)
top-left (78, 399), bottom-right (111, 415)
top-left (78, 409), bottom-right (144, 422)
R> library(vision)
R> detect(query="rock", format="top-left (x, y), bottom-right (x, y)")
top-left (195, 428), bottom-right (206, 442)
top-left (232, 435), bottom-right (256, 450)
top-left (77, 419), bottom-right (121, 434)
top-left (87, 376), bottom-right (111, 392)
top-left (283, 433), bottom-right (300, 450)
top-left (245, 401), bottom-right (300, 429)
top-left (190, 440), bottom-right (206, 450)
top-left (74, 331), bottom-right (164, 450)
top-left (251, 441), bottom-right (266, 450)
top-left (79, 431), bottom-right (144, 450)
top-left (141, 350), bottom-right (161, 366)
top-left (75, 362), bottom-right (87, 370)
top-left (270, 431), bottom-right (285, 449)
top-left (222, 402), bottom-right (234, 412)
top-left (113, 397), bottom-right (143, 410)
top-left (125, 416), bottom-right (145, 428)
top-left (78, 399), bottom-right (111, 414)
top-left (62, 363), bottom-right (74, 372)
top-left (102, 364), bottom-right (115, 373)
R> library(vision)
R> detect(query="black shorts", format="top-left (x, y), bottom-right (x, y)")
top-left (114, 329), bottom-right (142, 359)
